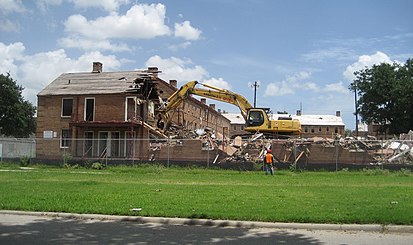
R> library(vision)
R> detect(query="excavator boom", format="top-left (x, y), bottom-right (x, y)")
top-left (157, 80), bottom-right (301, 136)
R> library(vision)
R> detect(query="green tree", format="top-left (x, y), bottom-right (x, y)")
top-left (0, 73), bottom-right (36, 137)
top-left (350, 59), bottom-right (413, 134)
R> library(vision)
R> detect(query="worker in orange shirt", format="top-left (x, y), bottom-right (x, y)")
top-left (264, 149), bottom-right (275, 176)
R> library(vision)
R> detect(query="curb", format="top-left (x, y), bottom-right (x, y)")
top-left (1, 210), bottom-right (412, 233)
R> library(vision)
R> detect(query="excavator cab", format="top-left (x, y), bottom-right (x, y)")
top-left (246, 109), bottom-right (267, 127)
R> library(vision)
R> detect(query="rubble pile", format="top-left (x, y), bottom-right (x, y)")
top-left (218, 133), bottom-right (270, 163)
top-left (149, 124), bottom-right (413, 166)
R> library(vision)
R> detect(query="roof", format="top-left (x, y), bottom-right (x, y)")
top-left (292, 115), bottom-right (345, 126)
top-left (225, 113), bottom-right (345, 126)
top-left (38, 70), bottom-right (156, 96)
top-left (221, 113), bottom-right (245, 124)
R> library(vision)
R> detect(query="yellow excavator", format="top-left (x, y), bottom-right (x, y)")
top-left (157, 81), bottom-right (301, 137)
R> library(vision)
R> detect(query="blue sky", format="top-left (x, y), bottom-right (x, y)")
top-left (1, 0), bottom-right (412, 130)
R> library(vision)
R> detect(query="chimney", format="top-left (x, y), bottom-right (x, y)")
top-left (200, 98), bottom-right (206, 104)
top-left (169, 80), bottom-right (177, 88)
top-left (218, 109), bottom-right (221, 113)
top-left (296, 110), bottom-right (302, 116)
top-left (209, 104), bottom-right (216, 110)
top-left (336, 111), bottom-right (341, 117)
top-left (92, 62), bottom-right (102, 73)
top-left (148, 67), bottom-right (159, 77)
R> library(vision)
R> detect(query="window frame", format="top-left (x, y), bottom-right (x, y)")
top-left (84, 97), bottom-right (95, 121)
top-left (61, 98), bottom-right (73, 118)
top-left (60, 129), bottom-right (70, 148)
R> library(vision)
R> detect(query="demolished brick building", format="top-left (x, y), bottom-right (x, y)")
top-left (36, 62), bottom-right (230, 162)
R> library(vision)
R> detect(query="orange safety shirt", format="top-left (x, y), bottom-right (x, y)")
top-left (265, 153), bottom-right (273, 164)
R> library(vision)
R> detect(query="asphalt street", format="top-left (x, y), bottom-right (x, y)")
top-left (1, 212), bottom-right (412, 244)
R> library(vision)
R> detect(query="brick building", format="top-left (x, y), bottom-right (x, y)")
top-left (221, 113), bottom-right (246, 138)
top-left (36, 62), bottom-right (230, 161)
top-left (293, 111), bottom-right (345, 138)
top-left (222, 110), bottom-right (345, 138)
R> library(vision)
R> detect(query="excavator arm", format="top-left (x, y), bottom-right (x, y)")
top-left (157, 81), bottom-right (253, 132)
top-left (157, 80), bottom-right (301, 136)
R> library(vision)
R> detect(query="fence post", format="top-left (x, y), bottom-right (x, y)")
top-left (167, 137), bottom-right (170, 168)
top-left (335, 139), bottom-right (339, 171)
top-left (207, 142), bottom-right (210, 168)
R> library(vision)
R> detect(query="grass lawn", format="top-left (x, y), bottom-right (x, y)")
top-left (0, 164), bottom-right (412, 225)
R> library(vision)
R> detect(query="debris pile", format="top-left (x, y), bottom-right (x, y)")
top-left (149, 125), bottom-right (413, 166)
top-left (218, 133), bottom-right (270, 163)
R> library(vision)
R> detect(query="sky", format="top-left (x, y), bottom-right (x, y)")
top-left (1, 0), bottom-right (412, 130)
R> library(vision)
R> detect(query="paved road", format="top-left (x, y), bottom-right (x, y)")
top-left (1, 213), bottom-right (412, 244)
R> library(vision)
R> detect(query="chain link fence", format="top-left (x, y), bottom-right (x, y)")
top-left (1, 137), bottom-right (412, 170)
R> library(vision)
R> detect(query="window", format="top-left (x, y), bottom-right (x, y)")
top-left (111, 132), bottom-right (120, 157)
top-left (98, 132), bottom-right (109, 157)
top-left (85, 98), bottom-right (95, 121)
top-left (61, 98), bottom-right (73, 117)
top-left (125, 97), bottom-right (136, 121)
top-left (304, 127), bottom-right (308, 133)
top-left (319, 127), bottom-right (322, 132)
top-left (335, 127), bottom-right (339, 134)
top-left (326, 127), bottom-right (330, 132)
top-left (247, 111), bottom-right (264, 127)
top-left (311, 128), bottom-right (315, 133)
top-left (84, 131), bottom-right (94, 157)
top-left (60, 129), bottom-right (70, 148)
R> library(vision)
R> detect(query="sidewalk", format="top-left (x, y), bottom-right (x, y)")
top-left (1, 210), bottom-right (412, 234)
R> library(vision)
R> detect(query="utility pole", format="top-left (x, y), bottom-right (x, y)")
top-left (250, 81), bottom-right (259, 108)
top-left (353, 82), bottom-right (359, 137)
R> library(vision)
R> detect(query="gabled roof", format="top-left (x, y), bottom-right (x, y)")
top-left (38, 70), bottom-right (156, 96)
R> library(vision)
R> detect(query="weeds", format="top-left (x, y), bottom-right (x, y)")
top-left (19, 156), bottom-right (30, 167)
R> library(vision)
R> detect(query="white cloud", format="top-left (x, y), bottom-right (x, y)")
top-left (301, 47), bottom-right (355, 63)
top-left (36, 0), bottom-right (63, 12)
top-left (64, 4), bottom-right (170, 40)
top-left (70, 0), bottom-right (130, 12)
top-left (174, 21), bottom-right (202, 40)
top-left (0, 42), bottom-right (25, 76)
top-left (168, 41), bottom-right (192, 51)
top-left (264, 71), bottom-right (312, 97)
top-left (264, 81), bottom-right (295, 96)
top-left (145, 55), bottom-right (208, 83)
top-left (0, 42), bottom-right (121, 104)
top-left (286, 71), bottom-right (311, 83)
top-left (0, 18), bottom-right (19, 32)
top-left (59, 36), bottom-right (131, 52)
top-left (323, 81), bottom-right (348, 94)
top-left (343, 51), bottom-right (393, 81)
top-left (0, 0), bottom-right (26, 14)
top-left (302, 82), bottom-right (320, 92)
top-left (203, 78), bottom-right (231, 90)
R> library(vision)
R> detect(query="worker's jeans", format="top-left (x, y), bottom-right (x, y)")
top-left (265, 164), bottom-right (274, 176)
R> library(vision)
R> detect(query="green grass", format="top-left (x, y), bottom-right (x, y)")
top-left (0, 164), bottom-right (412, 225)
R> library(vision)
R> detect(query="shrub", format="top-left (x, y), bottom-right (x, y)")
top-left (19, 156), bottom-right (30, 167)
top-left (91, 162), bottom-right (104, 170)
top-left (62, 153), bottom-right (73, 166)
top-left (396, 168), bottom-right (411, 177)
